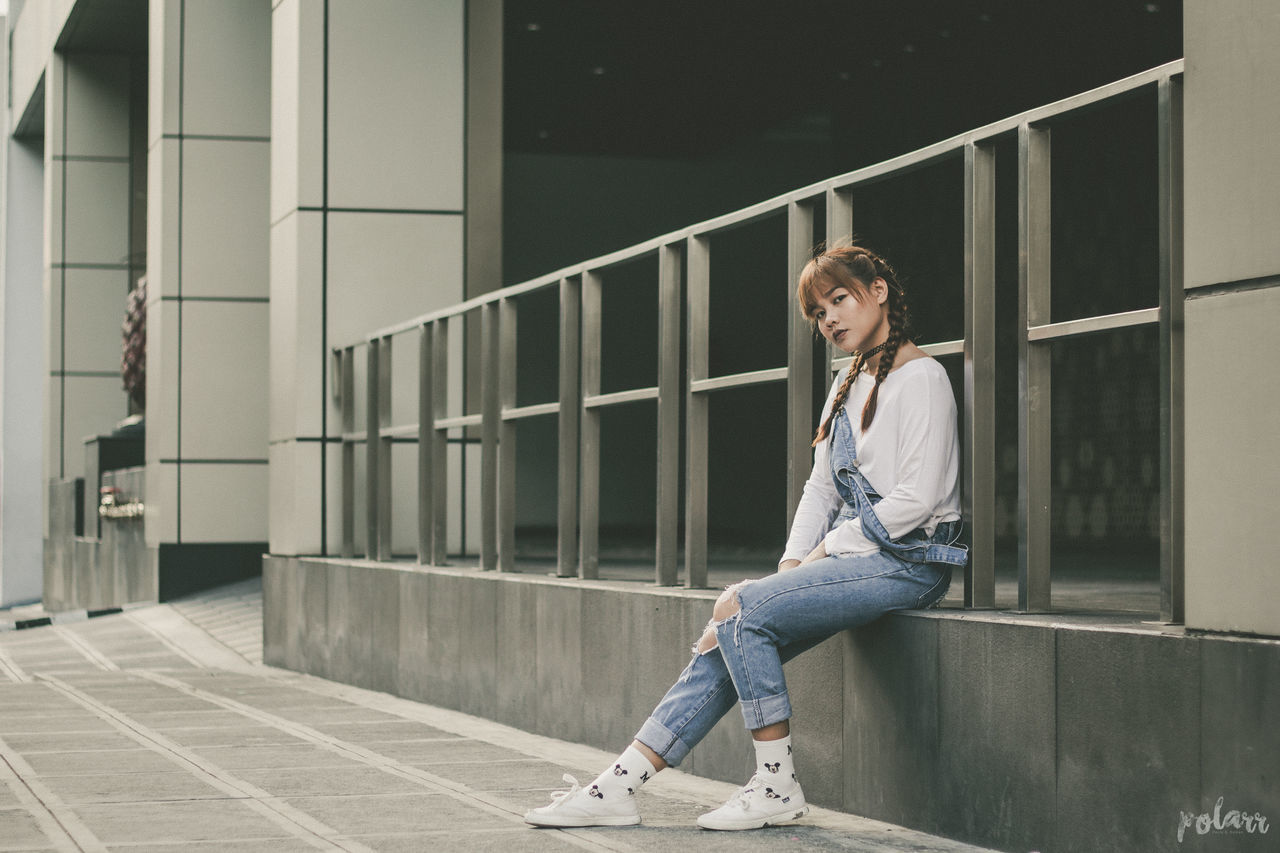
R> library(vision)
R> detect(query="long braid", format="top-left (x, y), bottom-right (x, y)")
top-left (811, 352), bottom-right (863, 447)
top-left (859, 258), bottom-right (908, 430)
top-left (803, 248), bottom-right (911, 445)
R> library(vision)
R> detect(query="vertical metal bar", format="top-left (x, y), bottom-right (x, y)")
top-left (498, 298), bottom-right (518, 572)
top-left (480, 303), bottom-right (500, 570)
top-left (655, 243), bottom-right (682, 586)
top-left (1018, 123), bottom-right (1053, 612)
top-left (579, 270), bottom-right (603, 579)
top-left (418, 324), bottom-right (433, 564)
top-left (787, 201), bottom-right (816, 527)
top-left (825, 186), bottom-right (853, 247)
top-left (430, 320), bottom-right (449, 564)
top-left (341, 346), bottom-right (355, 558)
top-left (824, 189), bottom-right (853, 379)
top-left (964, 141), bottom-right (997, 609)
top-left (1158, 76), bottom-right (1185, 624)
top-left (685, 235), bottom-right (710, 588)
top-left (557, 277), bottom-right (581, 577)
top-left (377, 335), bottom-right (393, 561)
top-left (365, 339), bottom-right (380, 560)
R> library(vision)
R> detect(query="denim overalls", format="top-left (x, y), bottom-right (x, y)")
top-left (635, 406), bottom-right (968, 767)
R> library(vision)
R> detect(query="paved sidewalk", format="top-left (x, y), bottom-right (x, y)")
top-left (1, 580), bottom-right (996, 852)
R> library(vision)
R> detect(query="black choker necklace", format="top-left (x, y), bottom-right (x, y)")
top-left (858, 340), bottom-right (889, 361)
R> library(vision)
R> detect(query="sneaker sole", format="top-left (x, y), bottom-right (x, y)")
top-left (696, 804), bottom-right (809, 831)
top-left (524, 813), bottom-right (641, 828)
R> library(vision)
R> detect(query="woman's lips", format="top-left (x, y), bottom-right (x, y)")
top-left (833, 329), bottom-right (847, 343)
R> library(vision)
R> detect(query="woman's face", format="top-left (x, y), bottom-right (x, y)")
top-left (809, 275), bottom-right (890, 354)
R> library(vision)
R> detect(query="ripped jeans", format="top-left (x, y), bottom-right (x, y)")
top-left (633, 530), bottom-right (955, 767)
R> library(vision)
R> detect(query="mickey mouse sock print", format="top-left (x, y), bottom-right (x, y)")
top-left (588, 745), bottom-right (657, 801)
top-left (753, 734), bottom-right (798, 790)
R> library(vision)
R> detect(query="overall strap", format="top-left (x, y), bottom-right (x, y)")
top-left (829, 412), bottom-right (969, 567)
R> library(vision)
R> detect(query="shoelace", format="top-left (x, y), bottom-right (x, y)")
top-left (546, 773), bottom-right (583, 806)
top-left (728, 775), bottom-right (763, 811)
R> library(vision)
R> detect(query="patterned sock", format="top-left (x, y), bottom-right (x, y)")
top-left (753, 735), bottom-right (798, 790)
top-left (585, 746), bottom-right (657, 801)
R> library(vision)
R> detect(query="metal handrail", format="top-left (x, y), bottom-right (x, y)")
top-left (332, 60), bottom-right (1185, 621)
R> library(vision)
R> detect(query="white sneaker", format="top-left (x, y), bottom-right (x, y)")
top-left (524, 773), bottom-right (641, 827)
top-left (696, 774), bottom-right (808, 831)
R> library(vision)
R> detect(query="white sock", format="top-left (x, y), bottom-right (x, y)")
top-left (753, 735), bottom-right (798, 790)
top-left (586, 746), bottom-right (657, 800)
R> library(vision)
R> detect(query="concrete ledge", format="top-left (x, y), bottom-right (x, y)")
top-left (263, 555), bottom-right (1280, 853)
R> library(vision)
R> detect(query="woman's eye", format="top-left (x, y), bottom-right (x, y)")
top-left (833, 294), bottom-right (845, 304)
top-left (814, 310), bottom-right (825, 321)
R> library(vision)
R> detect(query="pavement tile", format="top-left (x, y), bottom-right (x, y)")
top-left (0, 714), bottom-right (117, 734)
top-left (232, 766), bottom-right (433, 798)
top-left (341, 828), bottom-right (583, 852)
top-left (123, 711), bottom-right (258, 729)
top-left (355, 738), bottom-right (524, 764)
top-left (306, 720), bottom-right (454, 742)
top-left (71, 799), bottom-right (294, 844)
top-left (0, 807), bottom-right (52, 850)
top-left (4, 732), bottom-right (142, 753)
top-left (253, 706), bottom-right (413, 725)
top-left (153, 726), bottom-right (308, 749)
top-left (409, 758), bottom-right (594, 791)
top-left (42, 771), bottom-right (229, 804)
top-left (104, 841), bottom-right (318, 852)
top-left (23, 748), bottom-right (180, 777)
top-left (278, 792), bottom-right (513, 835)
top-left (191, 743), bottom-right (364, 771)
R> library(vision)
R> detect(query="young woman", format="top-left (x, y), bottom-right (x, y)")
top-left (525, 245), bottom-right (967, 831)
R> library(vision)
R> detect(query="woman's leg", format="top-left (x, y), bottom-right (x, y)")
top-left (714, 553), bottom-right (947, 733)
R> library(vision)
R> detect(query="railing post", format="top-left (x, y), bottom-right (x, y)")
top-left (1157, 75), bottom-right (1185, 624)
top-left (964, 141), bottom-right (997, 608)
top-left (655, 243), bottom-right (682, 586)
top-left (787, 201), bottom-right (816, 528)
top-left (557, 277), bottom-right (581, 577)
top-left (418, 323), bottom-right (434, 564)
top-left (685, 235), bottom-right (710, 588)
top-left (430, 320), bottom-right (449, 563)
top-left (498, 298), bottom-right (518, 572)
top-left (1018, 123), bottom-right (1053, 612)
top-left (340, 346), bottom-right (355, 558)
top-left (365, 338), bottom-right (381, 560)
top-left (578, 270), bottom-right (602, 579)
top-left (825, 186), bottom-right (853, 247)
top-left (377, 335), bottom-right (393, 560)
top-left (480, 302), bottom-right (500, 570)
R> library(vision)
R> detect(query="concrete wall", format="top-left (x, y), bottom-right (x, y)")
top-left (0, 14), bottom-right (48, 607)
top-left (43, 51), bottom-right (136, 486)
top-left (1182, 0), bottom-right (1280, 636)
top-left (145, 0), bottom-right (270, 576)
top-left (268, 0), bottom-right (499, 558)
top-left (264, 556), bottom-right (1280, 853)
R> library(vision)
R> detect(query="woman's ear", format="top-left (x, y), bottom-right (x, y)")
top-left (872, 277), bottom-right (889, 305)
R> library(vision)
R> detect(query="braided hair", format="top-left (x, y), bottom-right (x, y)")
top-left (797, 246), bottom-right (910, 446)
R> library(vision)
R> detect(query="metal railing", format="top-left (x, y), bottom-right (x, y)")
top-left (334, 60), bottom-right (1185, 620)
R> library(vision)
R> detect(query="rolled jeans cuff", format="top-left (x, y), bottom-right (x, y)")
top-left (635, 716), bottom-right (693, 767)
top-left (737, 690), bottom-right (792, 730)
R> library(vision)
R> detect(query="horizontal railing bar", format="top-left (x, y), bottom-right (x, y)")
top-left (335, 60), bottom-right (1182, 351)
top-left (434, 414), bottom-right (483, 429)
top-left (379, 424), bottom-right (420, 439)
top-left (690, 367), bottom-right (788, 393)
top-left (583, 387), bottom-right (660, 408)
top-left (1027, 307), bottom-right (1159, 342)
top-left (341, 431), bottom-right (367, 443)
top-left (502, 402), bottom-right (560, 420)
top-left (919, 339), bottom-right (965, 357)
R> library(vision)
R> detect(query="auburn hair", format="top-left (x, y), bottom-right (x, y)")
top-left (797, 246), bottom-right (910, 444)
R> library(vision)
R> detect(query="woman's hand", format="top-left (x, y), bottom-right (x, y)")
top-left (800, 542), bottom-right (828, 565)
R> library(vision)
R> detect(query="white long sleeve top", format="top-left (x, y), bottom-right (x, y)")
top-left (780, 357), bottom-right (962, 565)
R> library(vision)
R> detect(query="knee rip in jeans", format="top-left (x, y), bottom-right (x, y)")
top-left (693, 587), bottom-right (743, 655)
